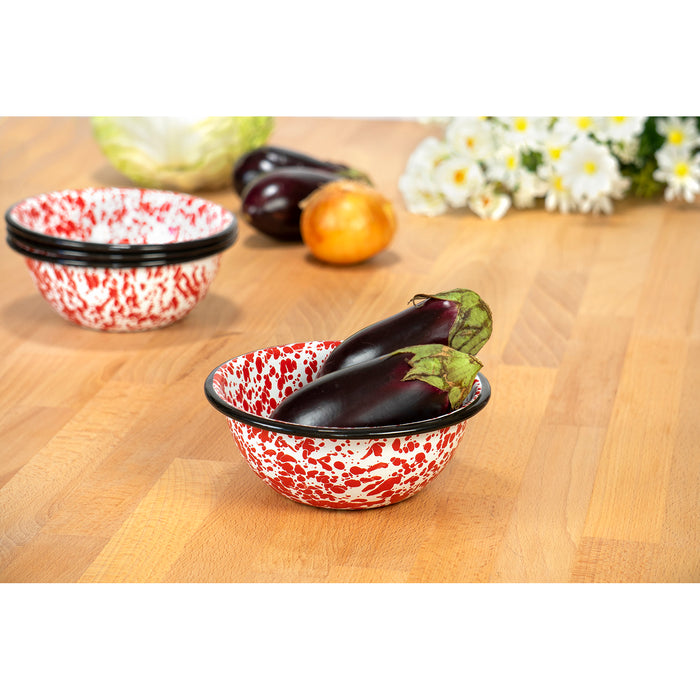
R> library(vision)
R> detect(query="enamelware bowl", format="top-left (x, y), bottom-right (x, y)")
top-left (5, 187), bottom-right (237, 331)
top-left (21, 254), bottom-right (224, 331)
top-left (5, 187), bottom-right (237, 257)
top-left (205, 341), bottom-right (491, 510)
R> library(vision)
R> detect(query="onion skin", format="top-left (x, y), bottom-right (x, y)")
top-left (240, 167), bottom-right (341, 241)
top-left (270, 344), bottom-right (482, 429)
top-left (299, 180), bottom-right (396, 265)
top-left (233, 145), bottom-right (369, 196)
top-left (318, 289), bottom-right (493, 377)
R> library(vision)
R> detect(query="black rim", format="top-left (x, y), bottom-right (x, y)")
top-left (6, 232), bottom-right (233, 268)
top-left (6, 221), bottom-right (238, 257)
top-left (204, 364), bottom-right (491, 439)
top-left (5, 189), bottom-right (238, 256)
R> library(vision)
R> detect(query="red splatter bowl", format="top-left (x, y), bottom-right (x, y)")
top-left (5, 187), bottom-right (237, 331)
top-left (14, 254), bottom-right (224, 332)
top-left (204, 341), bottom-right (491, 510)
top-left (6, 187), bottom-right (237, 254)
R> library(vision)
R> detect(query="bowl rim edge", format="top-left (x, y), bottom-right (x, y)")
top-left (4, 187), bottom-right (238, 255)
top-left (203, 345), bottom-right (491, 439)
top-left (6, 230), bottom-right (232, 268)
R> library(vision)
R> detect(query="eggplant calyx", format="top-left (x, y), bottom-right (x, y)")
top-left (410, 288), bottom-right (493, 355)
top-left (395, 344), bottom-right (483, 410)
top-left (338, 167), bottom-right (373, 186)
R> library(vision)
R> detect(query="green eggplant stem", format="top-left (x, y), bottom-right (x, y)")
top-left (410, 288), bottom-right (493, 355)
top-left (394, 344), bottom-right (483, 410)
top-left (340, 167), bottom-right (373, 186)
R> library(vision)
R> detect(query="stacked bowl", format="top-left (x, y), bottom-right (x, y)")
top-left (5, 187), bottom-right (237, 331)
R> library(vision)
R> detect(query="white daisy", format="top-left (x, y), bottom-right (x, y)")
top-left (497, 116), bottom-right (551, 150)
top-left (578, 176), bottom-right (628, 214)
top-left (557, 135), bottom-right (624, 202)
top-left (595, 116), bottom-right (645, 143)
top-left (485, 143), bottom-right (525, 190)
top-left (433, 155), bottom-right (485, 208)
top-left (399, 136), bottom-right (453, 216)
top-left (468, 184), bottom-right (511, 220)
top-left (655, 116), bottom-right (700, 150)
top-left (404, 136), bottom-right (452, 173)
top-left (512, 170), bottom-right (548, 209)
top-left (445, 117), bottom-right (496, 161)
top-left (398, 169), bottom-right (449, 217)
top-left (537, 164), bottom-right (577, 214)
top-left (539, 132), bottom-right (571, 168)
top-left (653, 145), bottom-right (700, 202)
top-left (552, 116), bottom-right (598, 141)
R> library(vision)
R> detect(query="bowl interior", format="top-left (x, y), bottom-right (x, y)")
top-left (205, 341), bottom-right (490, 439)
top-left (217, 340), bottom-right (337, 416)
top-left (7, 187), bottom-right (235, 248)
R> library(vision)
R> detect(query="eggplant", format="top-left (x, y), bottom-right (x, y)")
top-left (240, 167), bottom-right (342, 241)
top-left (318, 289), bottom-right (492, 377)
top-left (233, 146), bottom-right (370, 196)
top-left (270, 344), bottom-right (483, 428)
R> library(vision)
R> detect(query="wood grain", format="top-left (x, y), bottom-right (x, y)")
top-left (0, 116), bottom-right (698, 583)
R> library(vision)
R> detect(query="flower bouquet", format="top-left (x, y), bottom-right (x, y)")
top-left (399, 117), bottom-right (700, 219)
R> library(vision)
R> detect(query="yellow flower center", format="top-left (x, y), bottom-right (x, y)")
top-left (577, 117), bottom-right (593, 131)
top-left (514, 117), bottom-right (528, 132)
top-left (506, 154), bottom-right (517, 170)
top-left (611, 116), bottom-right (626, 124)
top-left (554, 175), bottom-right (565, 192)
top-left (669, 129), bottom-right (684, 146)
top-left (675, 162), bottom-right (689, 177)
top-left (584, 161), bottom-right (597, 175)
top-left (465, 136), bottom-right (475, 149)
top-left (454, 168), bottom-right (467, 184)
top-left (548, 146), bottom-right (562, 160)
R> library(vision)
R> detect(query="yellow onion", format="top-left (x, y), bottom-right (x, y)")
top-left (299, 180), bottom-right (396, 265)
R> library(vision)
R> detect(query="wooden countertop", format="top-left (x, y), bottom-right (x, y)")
top-left (0, 116), bottom-right (698, 583)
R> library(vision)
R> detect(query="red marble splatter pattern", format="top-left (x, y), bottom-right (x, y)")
top-left (213, 341), bottom-right (479, 509)
top-left (11, 188), bottom-right (234, 245)
top-left (25, 255), bottom-right (221, 331)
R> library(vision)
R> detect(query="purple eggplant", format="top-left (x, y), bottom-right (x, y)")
top-left (240, 167), bottom-right (343, 241)
top-left (233, 145), bottom-right (370, 196)
top-left (270, 344), bottom-right (482, 428)
top-left (318, 289), bottom-right (492, 377)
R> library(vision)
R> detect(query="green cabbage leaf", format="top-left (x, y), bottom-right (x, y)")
top-left (92, 116), bottom-right (274, 192)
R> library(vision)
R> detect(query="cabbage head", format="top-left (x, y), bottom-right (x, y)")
top-left (91, 116), bottom-right (275, 192)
